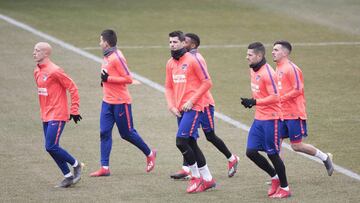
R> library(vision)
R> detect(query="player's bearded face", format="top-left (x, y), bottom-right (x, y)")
top-left (169, 37), bottom-right (184, 51)
top-left (246, 49), bottom-right (262, 65)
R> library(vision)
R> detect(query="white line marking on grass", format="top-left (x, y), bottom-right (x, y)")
top-left (82, 41), bottom-right (360, 50)
top-left (1, 13), bottom-right (359, 181)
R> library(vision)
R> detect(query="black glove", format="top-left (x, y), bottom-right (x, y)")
top-left (241, 97), bottom-right (256, 108)
top-left (101, 70), bottom-right (109, 82)
top-left (69, 114), bottom-right (82, 124)
top-left (101, 81), bottom-right (103, 87)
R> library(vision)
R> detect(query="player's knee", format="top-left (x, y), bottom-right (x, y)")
top-left (246, 149), bottom-right (258, 160)
top-left (291, 143), bottom-right (302, 151)
top-left (45, 144), bottom-right (58, 153)
top-left (176, 137), bottom-right (188, 152)
top-left (100, 129), bottom-right (111, 139)
top-left (204, 131), bottom-right (215, 142)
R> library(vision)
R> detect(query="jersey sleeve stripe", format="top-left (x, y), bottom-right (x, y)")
top-left (115, 51), bottom-right (130, 75)
top-left (266, 64), bottom-right (278, 94)
top-left (289, 61), bottom-right (300, 90)
top-left (193, 53), bottom-right (209, 79)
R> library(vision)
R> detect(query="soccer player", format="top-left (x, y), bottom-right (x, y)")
top-left (33, 42), bottom-right (83, 188)
top-left (272, 40), bottom-right (334, 176)
top-left (90, 29), bottom-right (156, 177)
top-left (241, 42), bottom-right (291, 198)
top-left (165, 31), bottom-right (216, 193)
top-left (170, 33), bottom-right (239, 180)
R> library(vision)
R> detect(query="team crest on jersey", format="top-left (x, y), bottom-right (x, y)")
top-left (181, 64), bottom-right (188, 70)
top-left (42, 74), bottom-right (48, 81)
top-left (255, 75), bottom-right (261, 81)
top-left (278, 71), bottom-right (284, 79)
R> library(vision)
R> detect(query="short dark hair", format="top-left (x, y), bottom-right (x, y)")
top-left (169, 30), bottom-right (185, 42)
top-left (101, 29), bottom-right (117, 47)
top-left (248, 42), bottom-right (265, 56)
top-left (274, 40), bottom-right (292, 53)
top-left (185, 33), bottom-right (200, 48)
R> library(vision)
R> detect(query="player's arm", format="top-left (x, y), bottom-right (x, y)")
top-left (56, 69), bottom-right (80, 117)
top-left (242, 71), bottom-right (279, 108)
top-left (281, 67), bottom-right (303, 102)
top-left (256, 73), bottom-right (280, 106)
top-left (188, 58), bottom-right (212, 104)
top-left (102, 58), bottom-right (133, 84)
top-left (165, 65), bottom-right (180, 117)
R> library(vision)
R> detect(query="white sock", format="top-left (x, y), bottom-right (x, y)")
top-left (182, 165), bottom-right (190, 173)
top-left (102, 166), bottom-right (109, 169)
top-left (315, 149), bottom-right (328, 161)
top-left (189, 163), bottom-right (200, 178)
top-left (199, 164), bottom-right (213, 181)
top-left (271, 174), bottom-right (279, 180)
top-left (228, 154), bottom-right (235, 162)
top-left (72, 160), bottom-right (78, 168)
top-left (64, 172), bottom-right (73, 178)
top-left (147, 151), bottom-right (153, 157)
top-left (281, 186), bottom-right (289, 191)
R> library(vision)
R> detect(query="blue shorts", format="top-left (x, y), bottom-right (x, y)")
top-left (199, 105), bottom-right (215, 133)
top-left (279, 119), bottom-right (307, 143)
top-left (247, 119), bottom-right (281, 155)
top-left (177, 110), bottom-right (201, 139)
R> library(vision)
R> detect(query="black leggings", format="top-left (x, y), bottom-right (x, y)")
top-left (246, 149), bottom-right (288, 187)
top-left (176, 137), bottom-right (206, 168)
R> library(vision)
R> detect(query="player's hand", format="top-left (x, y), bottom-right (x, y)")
top-left (241, 97), bottom-right (256, 108)
top-left (101, 70), bottom-right (109, 82)
top-left (182, 100), bottom-right (193, 112)
top-left (169, 107), bottom-right (181, 117)
top-left (101, 81), bottom-right (103, 87)
top-left (69, 114), bottom-right (82, 124)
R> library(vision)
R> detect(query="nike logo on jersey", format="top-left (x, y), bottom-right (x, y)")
top-left (119, 112), bottom-right (125, 117)
top-left (294, 134), bottom-right (301, 138)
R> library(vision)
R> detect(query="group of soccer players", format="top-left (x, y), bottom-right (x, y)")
top-left (33, 29), bottom-right (333, 199)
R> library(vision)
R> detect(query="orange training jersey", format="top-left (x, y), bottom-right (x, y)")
top-left (189, 49), bottom-right (215, 107)
top-left (276, 59), bottom-right (307, 119)
top-left (250, 64), bottom-right (281, 120)
top-left (165, 52), bottom-right (213, 112)
top-left (34, 60), bottom-right (80, 122)
top-left (101, 49), bottom-right (133, 104)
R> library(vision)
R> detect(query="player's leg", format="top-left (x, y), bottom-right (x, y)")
top-left (246, 120), bottom-right (279, 196)
top-left (278, 120), bottom-right (289, 160)
top-left (201, 105), bottom-right (239, 177)
top-left (171, 116), bottom-right (191, 180)
top-left (90, 101), bottom-right (114, 177)
top-left (264, 120), bottom-right (291, 198)
top-left (176, 110), bottom-right (204, 193)
top-left (188, 138), bottom-right (216, 192)
top-left (114, 103), bottom-right (156, 172)
top-left (44, 121), bottom-right (78, 187)
top-left (287, 119), bottom-right (333, 176)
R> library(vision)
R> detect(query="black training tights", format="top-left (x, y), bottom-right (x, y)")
top-left (177, 137), bottom-right (206, 168)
